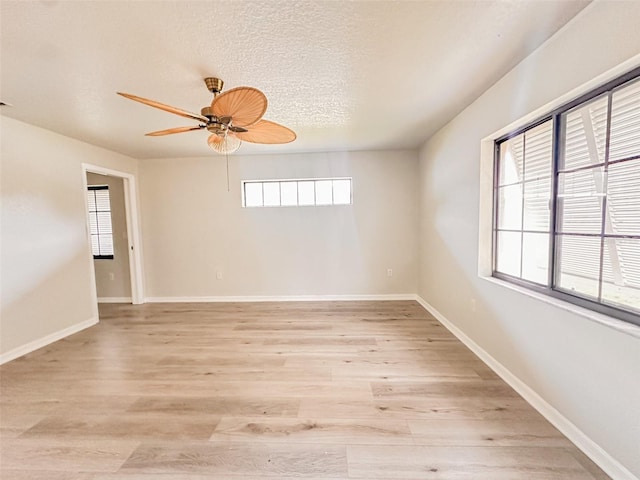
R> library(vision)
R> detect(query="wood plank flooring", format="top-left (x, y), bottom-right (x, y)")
top-left (0, 301), bottom-right (609, 479)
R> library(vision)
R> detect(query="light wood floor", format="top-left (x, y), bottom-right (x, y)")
top-left (0, 301), bottom-right (609, 479)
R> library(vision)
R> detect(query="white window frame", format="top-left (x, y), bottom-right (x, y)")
top-left (479, 59), bottom-right (640, 333)
top-left (241, 177), bottom-right (353, 208)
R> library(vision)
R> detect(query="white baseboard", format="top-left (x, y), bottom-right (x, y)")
top-left (414, 295), bottom-right (637, 480)
top-left (145, 294), bottom-right (416, 303)
top-left (97, 297), bottom-right (132, 303)
top-left (0, 317), bottom-right (98, 365)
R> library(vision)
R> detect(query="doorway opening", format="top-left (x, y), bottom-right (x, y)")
top-left (81, 164), bottom-right (144, 314)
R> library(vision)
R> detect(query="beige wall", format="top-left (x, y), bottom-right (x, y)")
top-left (139, 150), bottom-right (419, 298)
top-left (86, 173), bottom-right (132, 300)
top-left (0, 117), bottom-right (138, 357)
top-left (418, 2), bottom-right (640, 476)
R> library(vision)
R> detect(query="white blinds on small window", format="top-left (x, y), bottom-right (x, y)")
top-left (87, 186), bottom-right (114, 257)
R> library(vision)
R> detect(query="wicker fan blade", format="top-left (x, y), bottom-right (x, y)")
top-left (118, 92), bottom-right (208, 122)
top-left (211, 87), bottom-right (267, 127)
top-left (145, 125), bottom-right (205, 136)
top-left (207, 133), bottom-right (242, 154)
top-left (233, 120), bottom-right (296, 144)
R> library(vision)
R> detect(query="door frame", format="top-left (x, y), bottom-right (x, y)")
top-left (81, 163), bottom-right (145, 308)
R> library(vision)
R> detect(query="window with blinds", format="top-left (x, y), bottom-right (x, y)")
top-left (87, 185), bottom-right (114, 259)
top-left (493, 70), bottom-right (640, 325)
top-left (243, 178), bottom-right (352, 207)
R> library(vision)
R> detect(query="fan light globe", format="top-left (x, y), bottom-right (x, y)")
top-left (208, 134), bottom-right (241, 154)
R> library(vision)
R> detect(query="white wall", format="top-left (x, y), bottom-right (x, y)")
top-left (0, 117), bottom-right (138, 358)
top-left (418, 2), bottom-right (640, 477)
top-left (86, 173), bottom-right (132, 300)
top-left (139, 150), bottom-right (419, 299)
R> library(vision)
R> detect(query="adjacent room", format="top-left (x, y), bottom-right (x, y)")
top-left (1, 1), bottom-right (639, 479)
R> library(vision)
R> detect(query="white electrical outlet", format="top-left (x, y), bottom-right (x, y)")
top-left (470, 298), bottom-right (477, 312)
top-left (109, 272), bottom-right (114, 281)
top-left (216, 270), bottom-right (223, 280)
top-left (387, 268), bottom-right (393, 277)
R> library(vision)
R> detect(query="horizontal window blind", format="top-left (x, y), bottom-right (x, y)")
top-left (87, 185), bottom-right (114, 258)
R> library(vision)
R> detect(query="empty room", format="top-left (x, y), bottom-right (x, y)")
top-left (1, 1), bottom-right (639, 479)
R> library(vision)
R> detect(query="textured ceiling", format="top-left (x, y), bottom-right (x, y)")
top-left (0, 0), bottom-right (590, 159)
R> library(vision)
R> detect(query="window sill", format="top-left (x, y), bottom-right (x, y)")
top-left (480, 275), bottom-right (640, 339)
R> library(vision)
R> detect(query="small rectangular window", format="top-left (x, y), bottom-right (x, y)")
top-left (87, 185), bottom-right (114, 259)
top-left (242, 178), bottom-right (352, 208)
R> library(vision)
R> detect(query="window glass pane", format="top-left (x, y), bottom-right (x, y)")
top-left (87, 191), bottom-right (96, 211)
top-left (263, 182), bottom-right (280, 207)
top-left (496, 231), bottom-right (521, 277)
top-left (562, 95), bottom-right (608, 171)
top-left (244, 182), bottom-right (263, 207)
top-left (601, 237), bottom-right (618, 287)
top-left (524, 121), bottom-right (553, 181)
top-left (332, 179), bottom-right (351, 205)
top-left (91, 235), bottom-right (100, 256)
top-left (605, 159), bottom-right (640, 235)
top-left (498, 135), bottom-right (524, 185)
top-left (521, 232), bottom-right (549, 284)
top-left (89, 212), bottom-right (98, 235)
top-left (601, 238), bottom-right (640, 312)
top-left (609, 79), bottom-right (640, 162)
top-left (556, 235), bottom-right (601, 299)
top-left (94, 190), bottom-right (111, 211)
top-left (497, 184), bottom-right (523, 230)
top-left (523, 177), bottom-right (551, 231)
top-left (557, 168), bottom-right (605, 234)
top-left (315, 180), bottom-right (333, 205)
top-left (298, 181), bottom-right (315, 206)
top-left (98, 235), bottom-right (114, 256)
top-left (280, 181), bottom-right (297, 206)
top-left (96, 212), bottom-right (113, 234)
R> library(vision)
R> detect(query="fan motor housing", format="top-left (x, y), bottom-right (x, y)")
top-left (206, 122), bottom-right (226, 134)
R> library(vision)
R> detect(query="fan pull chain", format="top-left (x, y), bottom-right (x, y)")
top-left (224, 133), bottom-right (230, 192)
top-left (226, 151), bottom-right (230, 192)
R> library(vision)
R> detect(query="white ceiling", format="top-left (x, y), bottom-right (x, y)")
top-left (1, 0), bottom-right (590, 159)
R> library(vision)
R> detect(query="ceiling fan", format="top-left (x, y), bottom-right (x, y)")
top-left (117, 78), bottom-right (296, 154)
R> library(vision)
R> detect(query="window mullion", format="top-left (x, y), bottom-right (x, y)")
top-left (597, 92), bottom-right (614, 301)
top-left (492, 142), bottom-right (501, 274)
top-left (95, 191), bottom-right (103, 256)
top-left (519, 134), bottom-right (526, 278)
top-left (549, 113), bottom-right (563, 289)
